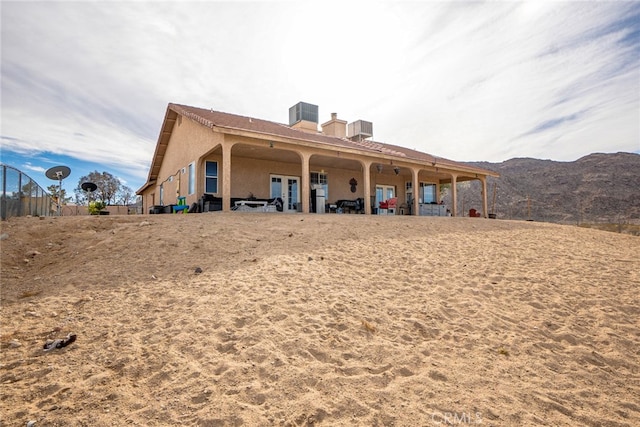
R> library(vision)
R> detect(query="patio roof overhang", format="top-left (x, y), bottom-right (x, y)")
top-left (213, 125), bottom-right (500, 183)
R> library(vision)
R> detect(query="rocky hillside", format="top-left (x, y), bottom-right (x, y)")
top-left (444, 152), bottom-right (640, 224)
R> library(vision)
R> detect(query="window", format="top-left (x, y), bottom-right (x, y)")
top-left (421, 183), bottom-right (436, 203)
top-left (310, 171), bottom-right (328, 199)
top-left (205, 161), bottom-right (218, 194)
top-left (188, 162), bottom-right (195, 195)
top-left (406, 182), bottom-right (436, 203)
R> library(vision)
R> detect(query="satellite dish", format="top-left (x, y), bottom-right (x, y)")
top-left (45, 165), bottom-right (71, 181)
top-left (81, 182), bottom-right (97, 192)
top-left (45, 165), bottom-right (71, 216)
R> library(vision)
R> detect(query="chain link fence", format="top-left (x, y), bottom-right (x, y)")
top-left (1, 164), bottom-right (54, 220)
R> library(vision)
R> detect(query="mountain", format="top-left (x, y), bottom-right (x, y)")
top-left (444, 152), bottom-right (640, 224)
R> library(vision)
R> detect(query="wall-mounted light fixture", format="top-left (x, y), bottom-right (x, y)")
top-left (393, 166), bottom-right (400, 175)
top-left (376, 164), bottom-right (383, 173)
top-left (269, 141), bottom-right (274, 148)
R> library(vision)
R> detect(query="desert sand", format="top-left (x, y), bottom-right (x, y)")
top-left (1, 212), bottom-right (639, 427)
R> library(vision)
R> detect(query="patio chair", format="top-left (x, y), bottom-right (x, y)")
top-left (268, 197), bottom-right (284, 212)
top-left (469, 208), bottom-right (481, 217)
top-left (378, 197), bottom-right (397, 215)
top-left (387, 197), bottom-right (397, 214)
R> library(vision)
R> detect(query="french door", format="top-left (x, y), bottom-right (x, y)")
top-left (270, 175), bottom-right (300, 213)
top-left (375, 185), bottom-right (395, 206)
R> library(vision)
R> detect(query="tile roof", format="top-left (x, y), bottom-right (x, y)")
top-left (169, 103), bottom-right (491, 174)
top-left (138, 103), bottom-right (499, 193)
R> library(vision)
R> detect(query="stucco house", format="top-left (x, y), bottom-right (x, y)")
top-left (137, 102), bottom-right (499, 216)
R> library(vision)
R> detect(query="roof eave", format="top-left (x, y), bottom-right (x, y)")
top-left (210, 124), bottom-right (500, 178)
top-left (139, 106), bottom-right (178, 192)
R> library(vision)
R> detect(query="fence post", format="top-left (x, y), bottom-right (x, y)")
top-left (1, 166), bottom-right (6, 221)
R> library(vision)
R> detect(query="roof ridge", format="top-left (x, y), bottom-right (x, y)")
top-left (171, 103), bottom-right (357, 144)
top-left (171, 103), bottom-right (289, 127)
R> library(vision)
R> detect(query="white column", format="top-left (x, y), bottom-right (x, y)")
top-left (412, 167), bottom-right (420, 216)
top-left (451, 174), bottom-right (458, 217)
top-left (300, 152), bottom-right (311, 213)
top-left (222, 142), bottom-right (232, 212)
top-left (362, 160), bottom-right (372, 215)
top-left (481, 177), bottom-right (488, 218)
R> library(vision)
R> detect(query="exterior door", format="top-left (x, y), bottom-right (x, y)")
top-left (271, 175), bottom-right (300, 213)
top-left (375, 185), bottom-right (395, 207)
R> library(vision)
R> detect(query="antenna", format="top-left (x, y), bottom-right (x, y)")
top-left (81, 182), bottom-right (97, 192)
top-left (81, 182), bottom-right (97, 206)
top-left (45, 165), bottom-right (71, 216)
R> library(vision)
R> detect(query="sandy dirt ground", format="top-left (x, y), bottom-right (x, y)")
top-left (1, 212), bottom-right (639, 427)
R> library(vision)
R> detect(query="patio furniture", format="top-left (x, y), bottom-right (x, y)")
top-left (200, 194), bottom-right (222, 212)
top-left (173, 197), bottom-right (189, 213)
top-left (379, 197), bottom-right (397, 215)
top-left (234, 200), bottom-right (268, 208)
top-left (336, 198), bottom-right (365, 214)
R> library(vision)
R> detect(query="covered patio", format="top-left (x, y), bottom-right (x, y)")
top-left (137, 103), bottom-right (498, 217)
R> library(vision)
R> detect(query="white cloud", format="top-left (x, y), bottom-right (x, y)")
top-left (1, 1), bottom-right (638, 192)
top-left (21, 162), bottom-right (46, 174)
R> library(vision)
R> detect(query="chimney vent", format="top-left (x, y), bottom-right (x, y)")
top-left (321, 112), bottom-right (347, 138)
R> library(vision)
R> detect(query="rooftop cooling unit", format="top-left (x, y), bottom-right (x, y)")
top-left (289, 102), bottom-right (319, 125)
top-left (348, 120), bottom-right (373, 140)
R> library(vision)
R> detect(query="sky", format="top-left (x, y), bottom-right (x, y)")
top-left (1, 1), bottom-right (639, 196)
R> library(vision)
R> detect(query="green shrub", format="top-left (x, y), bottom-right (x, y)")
top-left (88, 201), bottom-right (106, 215)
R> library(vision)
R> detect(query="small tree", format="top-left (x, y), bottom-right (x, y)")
top-left (47, 185), bottom-right (71, 205)
top-left (117, 185), bottom-right (136, 206)
top-left (75, 171), bottom-right (122, 205)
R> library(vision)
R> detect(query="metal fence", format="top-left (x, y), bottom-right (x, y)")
top-left (1, 164), bottom-right (54, 220)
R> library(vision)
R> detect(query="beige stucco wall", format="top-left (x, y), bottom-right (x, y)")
top-left (141, 117), bottom-right (224, 212)
top-left (230, 157), bottom-right (300, 200)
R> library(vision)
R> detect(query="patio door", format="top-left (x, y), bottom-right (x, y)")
top-left (270, 175), bottom-right (300, 213)
top-left (375, 185), bottom-right (395, 206)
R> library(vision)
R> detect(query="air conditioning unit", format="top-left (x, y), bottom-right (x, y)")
top-left (348, 120), bottom-right (373, 140)
top-left (289, 102), bottom-right (319, 125)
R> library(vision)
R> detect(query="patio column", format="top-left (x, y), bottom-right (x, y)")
top-left (450, 173), bottom-right (458, 217)
top-left (481, 176), bottom-right (488, 218)
top-left (300, 152), bottom-right (311, 213)
top-left (362, 160), bottom-right (372, 215)
top-left (412, 167), bottom-right (420, 216)
top-left (222, 142), bottom-right (232, 212)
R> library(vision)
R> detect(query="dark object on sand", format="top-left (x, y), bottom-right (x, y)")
top-left (43, 333), bottom-right (77, 351)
